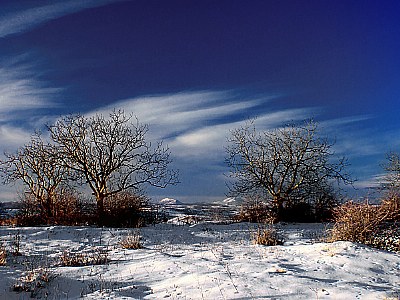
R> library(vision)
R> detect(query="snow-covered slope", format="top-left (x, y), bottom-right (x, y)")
top-left (159, 198), bottom-right (183, 205)
top-left (222, 197), bottom-right (236, 204)
top-left (0, 223), bottom-right (399, 299)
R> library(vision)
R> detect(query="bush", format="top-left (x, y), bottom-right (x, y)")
top-left (102, 192), bottom-right (150, 227)
top-left (329, 195), bottom-right (400, 251)
top-left (237, 197), bottom-right (274, 223)
top-left (51, 191), bottom-right (84, 225)
top-left (329, 201), bottom-right (379, 243)
top-left (13, 191), bottom-right (90, 226)
top-left (7, 191), bottom-right (103, 227)
top-left (7, 190), bottom-right (163, 227)
top-left (237, 195), bottom-right (337, 223)
top-left (281, 202), bottom-right (315, 223)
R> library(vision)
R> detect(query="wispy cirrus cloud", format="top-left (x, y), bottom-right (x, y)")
top-left (93, 90), bottom-right (278, 139)
top-left (0, 58), bottom-right (60, 123)
top-left (0, 125), bottom-right (32, 152)
top-left (170, 108), bottom-right (314, 159)
top-left (88, 91), bottom-right (314, 160)
top-left (0, 0), bottom-right (125, 39)
top-left (0, 55), bottom-right (65, 161)
top-left (94, 91), bottom-right (241, 127)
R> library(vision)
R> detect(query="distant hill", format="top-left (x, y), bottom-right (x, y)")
top-left (222, 197), bottom-right (236, 204)
top-left (0, 201), bottom-right (21, 209)
top-left (212, 197), bottom-right (242, 206)
top-left (159, 198), bottom-right (184, 205)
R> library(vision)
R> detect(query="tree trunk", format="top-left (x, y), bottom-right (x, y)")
top-left (273, 196), bottom-right (285, 222)
top-left (41, 196), bottom-right (54, 223)
top-left (97, 194), bottom-right (105, 225)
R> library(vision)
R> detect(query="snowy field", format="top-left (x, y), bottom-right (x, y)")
top-left (0, 222), bottom-right (399, 300)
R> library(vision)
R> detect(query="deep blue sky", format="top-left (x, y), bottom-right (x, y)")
top-left (1, 0), bottom-right (400, 202)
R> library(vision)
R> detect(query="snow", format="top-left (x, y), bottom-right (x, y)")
top-left (159, 198), bottom-right (183, 205)
top-left (222, 197), bottom-right (236, 204)
top-left (0, 222), bottom-right (399, 299)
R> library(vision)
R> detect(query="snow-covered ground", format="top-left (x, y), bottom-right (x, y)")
top-left (0, 222), bottom-right (399, 299)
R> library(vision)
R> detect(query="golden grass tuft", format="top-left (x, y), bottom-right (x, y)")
top-left (120, 231), bottom-right (143, 249)
top-left (60, 248), bottom-right (109, 267)
top-left (0, 245), bottom-right (6, 266)
top-left (253, 226), bottom-right (284, 246)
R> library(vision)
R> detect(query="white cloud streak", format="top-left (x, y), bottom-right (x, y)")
top-left (0, 60), bottom-right (59, 123)
top-left (0, 56), bottom-right (62, 181)
top-left (0, 125), bottom-right (31, 152)
top-left (0, 0), bottom-right (125, 39)
top-left (86, 91), bottom-right (312, 159)
top-left (169, 108), bottom-right (313, 159)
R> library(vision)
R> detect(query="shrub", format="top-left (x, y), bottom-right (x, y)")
top-left (120, 230), bottom-right (143, 249)
top-left (14, 191), bottom-right (89, 226)
top-left (50, 191), bottom-right (84, 225)
top-left (102, 192), bottom-right (155, 227)
top-left (329, 201), bottom-right (379, 243)
top-left (381, 194), bottom-right (400, 221)
top-left (329, 195), bottom-right (400, 251)
top-left (237, 195), bottom-right (337, 223)
top-left (253, 226), bottom-right (284, 246)
top-left (237, 197), bottom-right (274, 223)
top-left (368, 227), bottom-right (400, 252)
top-left (281, 202), bottom-right (315, 223)
top-left (8, 190), bottom-right (162, 227)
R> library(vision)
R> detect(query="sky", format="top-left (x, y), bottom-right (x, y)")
top-left (0, 0), bottom-right (400, 203)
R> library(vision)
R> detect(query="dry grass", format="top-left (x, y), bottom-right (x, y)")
top-left (329, 195), bottom-right (400, 251)
top-left (60, 248), bottom-right (109, 267)
top-left (253, 226), bottom-right (284, 246)
top-left (12, 268), bottom-right (55, 298)
top-left (329, 201), bottom-right (381, 243)
top-left (120, 231), bottom-right (143, 249)
top-left (0, 244), bottom-right (6, 266)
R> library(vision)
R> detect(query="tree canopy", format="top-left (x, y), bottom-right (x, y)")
top-left (226, 120), bottom-right (352, 220)
top-left (48, 110), bottom-right (179, 218)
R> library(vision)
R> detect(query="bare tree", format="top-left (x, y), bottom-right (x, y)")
top-left (0, 133), bottom-right (70, 220)
top-left (48, 110), bottom-right (178, 220)
top-left (226, 120), bottom-right (351, 220)
top-left (381, 152), bottom-right (400, 192)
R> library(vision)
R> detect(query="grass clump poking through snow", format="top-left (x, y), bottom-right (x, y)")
top-left (329, 195), bottom-right (400, 252)
top-left (12, 268), bottom-right (55, 297)
top-left (253, 225), bottom-right (284, 246)
top-left (120, 230), bottom-right (143, 249)
top-left (0, 244), bottom-right (6, 266)
top-left (60, 248), bottom-right (109, 267)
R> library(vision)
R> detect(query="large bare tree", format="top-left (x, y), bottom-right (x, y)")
top-left (48, 110), bottom-right (178, 219)
top-left (226, 120), bottom-right (351, 220)
top-left (0, 133), bottom-right (70, 219)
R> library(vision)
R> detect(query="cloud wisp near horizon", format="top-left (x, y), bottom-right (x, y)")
top-left (0, 0), bottom-right (399, 202)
